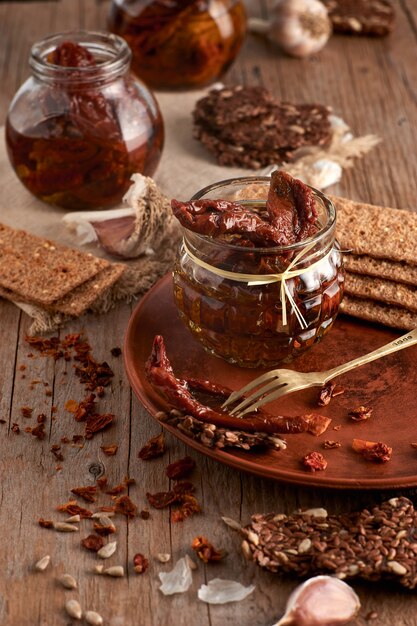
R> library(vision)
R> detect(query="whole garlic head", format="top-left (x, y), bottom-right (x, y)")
top-left (250, 0), bottom-right (332, 58)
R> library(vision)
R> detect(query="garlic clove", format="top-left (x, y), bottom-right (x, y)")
top-left (249, 0), bottom-right (332, 59)
top-left (63, 174), bottom-right (175, 259)
top-left (274, 575), bottom-right (361, 626)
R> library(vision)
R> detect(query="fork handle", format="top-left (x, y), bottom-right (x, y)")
top-left (323, 327), bottom-right (417, 382)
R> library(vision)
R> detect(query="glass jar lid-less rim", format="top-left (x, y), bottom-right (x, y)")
top-left (29, 30), bottom-right (132, 86)
top-left (187, 176), bottom-right (337, 268)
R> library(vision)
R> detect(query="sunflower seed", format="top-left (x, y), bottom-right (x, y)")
top-left (84, 610), bottom-right (103, 625)
top-left (65, 599), bottom-right (82, 620)
top-left (91, 512), bottom-right (115, 519)
top-left (34, 555), bottom-right (51, 572)
top-left (65, 515), bottom-right (81, 523)
top-left (58, 573), bottom-right (77, 589)
top-left (103, 565), bottom-right (124, 577)
top-left (54, 522), bottom-right (79, 532)
top-left (185, 554), bottom-right (198, 570)
top-left (97, 541), bottom-right (117, 559)
top-left (93, 565), bottom-right (104, 575)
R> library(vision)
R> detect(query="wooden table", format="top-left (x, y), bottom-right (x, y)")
top-left (1, 1), bottom-right (417, 625)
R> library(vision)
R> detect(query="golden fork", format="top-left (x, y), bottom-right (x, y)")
top-left (223, 328), bottom-right (417, 417)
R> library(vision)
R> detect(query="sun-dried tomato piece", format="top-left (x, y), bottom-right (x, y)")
top-left (66, 393), bottom-right (98, 422)
top-left (302, 451), bottom-right (328, 472)
top-left (56, 500), bottom-right (92, 518)
top-left (106, 483), bottom-right (127, 496)
top-left (349, 406), bottom-right (373, 421)
top-left (146, 490), bottom-right (178, 509)
top-left (38, 518), bottom-right (54, 529)
top-left (192, 536), bottom-right (225, 563)
top-left (133, 553), bottom-right (149, 574)
top-left (25, 335), bottom-right (62, 359)
top-left (166, 456), bottom-right (196, 480)
top-left (71, 486), bottom-right (97, 503)
top-left (21, 406), bottom-right (33, 418)
top-left (352, 439), bottom-right (392, 463)
top-left (322, 440), bottom-right (341, 450)
top-left (81, 534), bottom-right (104, 552)
top-left (114, 495), bottom-right (138, 518)
top-left (171, 494), bottom-right (202, 523)
top-left (173, 481), bottom-right (195, 496)
top-left (74, 355), bottom-right (114, 392)
top-left (85, 412), bottom-right (114, 439)
top-left (100, 444), bottom-right (118, 456)
top-left (138, 432), bottom-right (165, 460)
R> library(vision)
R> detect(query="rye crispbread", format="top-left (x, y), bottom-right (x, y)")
top-left (322, 0), bottom-right (394, 36)
top-left (193, 86), bottom-right (332, 169)
top-left (345, 273), bottom-right (417, 313)
top-left (340, 295), bottom-right (417, 331)
top-left (344, 254), bottom-right (417, 287)
top-left (333, 196), bottom-right (417, 266)
top-left (0, 223), bottom-right (110, 305)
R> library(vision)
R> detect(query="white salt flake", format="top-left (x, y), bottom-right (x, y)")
top-left (158, 557), bottom-right (193, 595)
top-left (198, 578), bottom-right (255, 604)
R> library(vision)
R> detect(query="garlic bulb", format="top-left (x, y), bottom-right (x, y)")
top-left (249, 0), bottom-right (332, 58)
top-left (273, 576), bottom-right (361, 626)
top-left (63, 174), bottom-right (177, 259)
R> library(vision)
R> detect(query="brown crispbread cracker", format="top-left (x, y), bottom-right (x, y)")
top-left (322, 0), bottom-right (394, 36)
top-left (0, 223), bottom-right (109, 305)
top-left (333, 196), bottom-right (417, 266)
top-left (344, 254), bottom-right (417, 287)
top-left (340, 295), bottom-right (417, 331)
top-left (0, 264), bottom-right (125, 317)
top-left (345, 273), bottom-right (417, 313)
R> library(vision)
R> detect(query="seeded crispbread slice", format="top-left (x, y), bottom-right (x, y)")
top-left (322, 0), bottom-right (394, 36)
top-left (340, 295), bottom-right (417, 330)
top-left (344, 254), bottom-right (417, 287)
top-left (332, 196), bottom-right (417, 266)
top-left (345, 273), bottom-right (417, 313)
top-left (0, 223), bottom-right (110, 305)
top-left (0, 263), bottom-right (125, 317)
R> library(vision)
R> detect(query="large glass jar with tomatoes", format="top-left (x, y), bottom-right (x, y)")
top-left (6, 31), bottom-right (164, 210)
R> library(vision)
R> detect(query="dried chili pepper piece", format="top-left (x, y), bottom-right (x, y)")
top-left (192, 536), bottom-right (226, 563)
top-left (138, 432), bottom-right (166, 460)
top-left (349, 406), bottom-right (373, 421)
top-left (81, 534), bottom-right (104, 552)
top-left (114, 495), bottom-right (138, 518)
top-left (70, 486), bottom-right (97, 503)
top-left (133, 553), bottom-right (149, 574)
top-left (38, 518), bottom-right (54, 529)
top-left (166, 456), bottom-right (196, 480)
top-left (352, 439), bottom-right (392, 463)
top-left (302, 451), bottom-right (328, 472)
top-left (146, 491), bottom-right (178, 509)
top-left (146, 336), bottom-right (329, 436)
top-left (101, 444), bottom-right (118, 456)
top-left (57, 500), bottom-right (93, 518)
top-left (85, 412), bottom-right (114, 439)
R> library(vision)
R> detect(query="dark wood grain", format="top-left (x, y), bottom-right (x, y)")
top-left (0, 0), bottom-right (417, 624)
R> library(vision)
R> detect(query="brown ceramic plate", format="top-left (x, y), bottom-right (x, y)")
top-left (124, 273), bottom-right (417, 489)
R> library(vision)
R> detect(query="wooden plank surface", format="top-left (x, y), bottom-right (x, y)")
top-left (0, 0), bottom-right (417, 624)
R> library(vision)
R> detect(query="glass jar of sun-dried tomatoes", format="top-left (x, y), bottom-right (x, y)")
top-left (6, 31), bottom-right (164, 210)
top-left (173, 177), bottom-right (344, 368)
top-left (108, 0), bottom-right (247, 89)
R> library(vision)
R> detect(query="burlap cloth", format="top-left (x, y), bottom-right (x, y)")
top-left (0, 88), bottom-right (379, 332)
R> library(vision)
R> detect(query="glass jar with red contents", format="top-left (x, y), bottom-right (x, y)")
top-left (6, 31), bottom-right (164, 210)
top-left (108, 0), bottom-right (247, 90)
top-left (173, 177), bottom-right (345, 368)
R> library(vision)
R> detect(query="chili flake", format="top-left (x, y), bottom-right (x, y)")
top-left (71, 486), bottom-right (97, 503)
top-left (101, 444), bottom-right (118, 456)
top-left (81, 534), bottom-right (104, 552)
top-left (302, 451), bottom-right (328, 472)
top-left (133, 553), bottom-right (149, 574)
top-left (114, 495), bottom-right (138, 518)
top-left (138, 432), bottom-right (165, 460)
top-left (192, 536), bottom-right (225, 563)
top-left (166, 456), bottom-right (196, 480)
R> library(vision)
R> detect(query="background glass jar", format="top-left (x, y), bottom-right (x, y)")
top-left (108, 0), bottom-right (247, 89)
top-left (6, 31), bottom-right (164, 211)
top-left (173, 177), bottom-right (345, 368)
